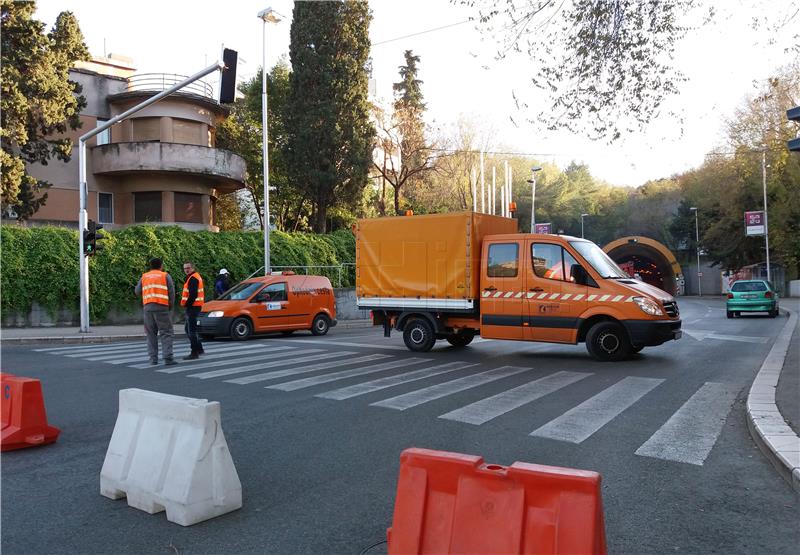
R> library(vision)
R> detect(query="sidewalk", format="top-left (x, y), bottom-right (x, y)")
top-left (746, 299), bottom-right (800, 493)
top-left (1, 319), bottom-right (373, 345)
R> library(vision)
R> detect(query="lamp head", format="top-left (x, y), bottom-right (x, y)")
top-left (690, 207), bottom-right (698, 211)
top-left (258, 7), bottom-right (282, 23)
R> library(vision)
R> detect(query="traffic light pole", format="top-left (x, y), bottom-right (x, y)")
top-left (77, 61), bottom-right (226, 332)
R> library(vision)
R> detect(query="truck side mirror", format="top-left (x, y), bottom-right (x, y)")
top-left (571, 264), bottom-right (589, 286)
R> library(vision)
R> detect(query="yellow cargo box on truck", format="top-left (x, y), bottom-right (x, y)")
top-left (356, 211), bottom-right (682, 361)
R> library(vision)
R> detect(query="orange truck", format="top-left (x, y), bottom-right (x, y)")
top-left (356, 212), bottom-right (681, 361)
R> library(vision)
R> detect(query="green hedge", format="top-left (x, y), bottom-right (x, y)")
top-left (1, 225), bottom-right (355, 322)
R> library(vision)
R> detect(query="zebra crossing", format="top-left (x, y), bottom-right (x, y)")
top-left (35, 339), bottom-right (740, 467)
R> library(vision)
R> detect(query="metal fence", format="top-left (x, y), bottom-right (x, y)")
top-left (246, 263), bottom-right (356, 288)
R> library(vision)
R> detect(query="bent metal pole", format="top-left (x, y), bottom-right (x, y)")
top-left (77, 61), bottom-right (225, 333)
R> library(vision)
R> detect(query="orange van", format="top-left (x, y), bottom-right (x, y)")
top-left (197, 272), bottom-right (337, 340)
top-left (357, 212), bottom-right (681, 361)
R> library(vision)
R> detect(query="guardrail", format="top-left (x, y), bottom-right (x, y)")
top-left (127, 73), bottom-right (214, 99)
top-left (246, 263), bottom-right (356, 288)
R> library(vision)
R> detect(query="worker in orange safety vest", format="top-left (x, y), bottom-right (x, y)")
top-left (181, 261), bottom-right (205, 359)
top-left (135, 257), bottom-right (177, 366)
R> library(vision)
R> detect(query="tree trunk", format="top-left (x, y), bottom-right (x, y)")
top-left (394, 186), bottom-right (401, 215)
top-left (315, 203), bottom-right (327, 233)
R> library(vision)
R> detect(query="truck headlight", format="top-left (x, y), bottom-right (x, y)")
top-left (207, 311), bottom-right (225, 318)
top-left (632, 297), bottom-right (664, 316)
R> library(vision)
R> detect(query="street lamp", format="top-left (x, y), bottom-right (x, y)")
top-left (690, 207), bottom-right (701, 296)
top-left (526, 166), bottom-right (543, 233)
top-left (762, 148), bottom-right (771, 283)
top-left (580, 213), bottom-right (589, 238)
top-left (258, 6), bottom-right (282, 275)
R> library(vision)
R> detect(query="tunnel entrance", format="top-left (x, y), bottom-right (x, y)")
top-left (603, 237), bottom-right (683, 296)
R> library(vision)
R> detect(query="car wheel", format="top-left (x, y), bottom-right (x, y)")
top-left (769, 308), bottom-right (778, 318)
top-left (446, 330), bottom-right (476, 347)
top-left (631, 345), bottom-right (644, 354)
top-left (726, 310), bottom-right (733, 319)
top-left (311, 314), bottom-right (330, 336)
top-left (230, 317), bottom-right (253, 340)
top-left (403, 318), bottom-right (436, 352)
top-left (586, 321), bottom-right (632, 362)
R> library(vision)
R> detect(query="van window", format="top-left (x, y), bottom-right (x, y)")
top-left (487, 243), bottom-right (519, 277)
top-left (220, 282), bottom-right (263, 301)
top-left (563, 250), bottom-right (580, 282)
top-left (532, 243), bottom-right (564, 280)
top-left (261, 282), bottom-right (287, 301)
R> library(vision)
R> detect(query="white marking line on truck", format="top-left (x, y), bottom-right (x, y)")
top-left (635, 382), bottom-right (738, 466)
top-left (370, 365), bottom-right (529, 411)
top-left (152, 347), bottom-right (308, 373)
top-left (316, 362), bottom-right (477, 400)
top-left (189, 351), bottom-right (356, 379)
top-left (612, 295), bottom-right (625, 302)
top-left (225, 354), bottom-right (390, 385)
top-left (537, 293), bottom-right (549, 299)
top-left (549, 293), bottom-right (560, 300)
top-left (561, 294), bottom-right (572, 301)
top-left (587, 295), bottom-right (598, 301)
top-left (515, 292), bottom-right (523, 298)
top-left (572, 294), bottom-right (584, 301)
top-left (439, 371), bottom-right (592, 425)
top-left (268, 357), bottom-right (432, 391)
top-left (530, 376), bottom-right (664, 444)
top-left (504, 292), bottom-right (514, 298)
top-left (526, 292), bottom-right (535, 299)
top-left (599, 295), bottom-right (611, 301)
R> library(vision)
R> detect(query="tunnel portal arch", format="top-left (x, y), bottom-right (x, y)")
top-left (603, 237), bottom-right (684, 296)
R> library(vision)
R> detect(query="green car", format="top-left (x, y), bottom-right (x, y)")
top-left (726, 280), bottom-right (779, 318)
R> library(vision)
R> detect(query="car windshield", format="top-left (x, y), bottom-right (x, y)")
top-left (731, 281), bottom-right (767, 292)
top-left (569, 241), bottom-right (628, 279)
top-left (218, 281), bottom-right (262, 301)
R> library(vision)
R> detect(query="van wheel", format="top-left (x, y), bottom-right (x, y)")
top-left (446, 330), bottom-right (476, 347)
top-left (311, 314), bottom-right (330, 336)
top-left (403, 318), bottom-right (436, 352)
top-left (586, 321), bottom-right (631, 362)
top-left (230, 317), bottom-right (253, 340)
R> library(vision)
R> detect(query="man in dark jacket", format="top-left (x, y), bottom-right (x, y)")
top-left (215, 268), bottom-right (232, 299)
top-left (181, 262), bottom-right (205, 360)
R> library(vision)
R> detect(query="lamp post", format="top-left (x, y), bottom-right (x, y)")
top-left (762, 149), bottom-right (771, 283)
top-left (258, 6), bottom-right (282, 275)
top-left (580, 213), bottom-right (589, 238)
top-left (690, 207), bottom-right (701, 296)
top-left (526, 166), bottom-right (543, 233)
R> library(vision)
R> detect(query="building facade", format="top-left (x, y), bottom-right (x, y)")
top-left (21, 54), bottom-right (246, 231)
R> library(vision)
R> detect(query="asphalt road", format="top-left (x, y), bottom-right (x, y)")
top-left (2, 298), bottom-right (798, 554)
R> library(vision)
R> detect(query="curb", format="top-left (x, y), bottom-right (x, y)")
top-left (746, 308), bottom-right (800, 493)
top-left (1, 319), bottom-right (373, 346)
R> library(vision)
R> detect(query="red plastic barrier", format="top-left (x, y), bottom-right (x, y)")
top-left (387, 448), bottom-right (606, 555)
top-left (1, 373), bottom-right (60, 451)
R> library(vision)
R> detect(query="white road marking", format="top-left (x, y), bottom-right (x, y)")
top-left (316, 362), bottom-right (477, 400)
top-left (188, 351), bottom-right (356, 379)
top-left (35, 342), bottom-right (140, 352)
top-left (530, 376), bottom-right (664, 443)
top-left (439, 371), bottom-right (592, 425)
top-left (683, 329), bottom-right (770, 344)
top-left (50, 343), bottom-right (148, 356)
top-left (273, 338), bottom-right (407, 351)
top-left (153, 347), bottom-right (308, 373)
top-left (225, 354), bottom-right (391, 384)
top-left (635, 382), bottom-right (738, 466)
top-left (102, 343), bottom-right (271, 364)
top-left (371, 365), bottom-right (529, 411)
top-left (268, 358), bottom-right (431, 391)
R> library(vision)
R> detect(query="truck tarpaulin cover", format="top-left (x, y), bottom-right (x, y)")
top-left (356, 212), bottom-right (517, 302)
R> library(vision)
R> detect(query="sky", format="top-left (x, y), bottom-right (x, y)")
top-left (36, 0), bottom-right (799, 187)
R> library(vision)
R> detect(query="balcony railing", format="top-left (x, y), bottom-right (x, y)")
top-left (126, 73), bottom-right (214, 99)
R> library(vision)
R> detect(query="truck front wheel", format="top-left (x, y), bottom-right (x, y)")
top-left (403, 318), bottom-right (436, 352)
top-left (446, 330), bottom-right (476, 347)
top-left (585, 321), bottom-right (632, 362)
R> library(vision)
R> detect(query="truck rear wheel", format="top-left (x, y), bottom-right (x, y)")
top-left (446, 330), bottom-right (476, 347)
top-left (403, 318), bottom-right (436, 352)
top-left (586, 321), bottom-right (632, 362)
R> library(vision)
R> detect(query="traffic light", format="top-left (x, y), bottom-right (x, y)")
top-left (83, 219), bottom-right (105, 256)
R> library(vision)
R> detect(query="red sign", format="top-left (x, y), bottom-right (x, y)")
top-left (534, 223), bottom-right (552, 234)
top-left (745, 211), bottom-right (765, 236)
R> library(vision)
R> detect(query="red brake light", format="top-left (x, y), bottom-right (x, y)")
top-left (764, 291), bottom-right (772, 298)
top-left (727, 293), bottom-right (733, 299)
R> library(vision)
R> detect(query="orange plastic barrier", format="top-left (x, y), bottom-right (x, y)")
top-left (1, 373), bottom-right (60, 451)
top-left (387, 448), bottom-right (606, 555)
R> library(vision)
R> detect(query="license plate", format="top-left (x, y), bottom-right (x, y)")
top-left (673, 330), bottom-right (682, 340)
top-left (742, 294), bottom-right (756, 299)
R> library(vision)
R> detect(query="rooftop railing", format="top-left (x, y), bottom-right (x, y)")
top-left (126, 73), bottom-right (214, 99)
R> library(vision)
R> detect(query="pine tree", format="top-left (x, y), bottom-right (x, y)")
top-left (286, 0), bottom-right (374, 233)
top-left (1, 1), bottom-right (89, 220)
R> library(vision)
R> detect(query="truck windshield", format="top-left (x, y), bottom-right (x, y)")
top-left (219, 282), bottom-right (263, 301)
top-left (569, 241), bottom-right (628, 279)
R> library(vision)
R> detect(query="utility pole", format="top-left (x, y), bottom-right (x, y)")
top-left (762, 149), bottom-right (771, 282)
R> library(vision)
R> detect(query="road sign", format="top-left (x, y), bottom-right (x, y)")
top-left (534, 223), bottom-right (552, 234)
top-left (745, 211), bottom-right (765, 236)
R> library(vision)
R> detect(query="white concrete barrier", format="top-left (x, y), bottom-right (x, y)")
top-left (100, 389), bottom-right (242, 526)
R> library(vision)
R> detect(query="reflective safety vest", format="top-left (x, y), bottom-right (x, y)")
top-left (181, 272), bottom-right (204, 307)
top-left (141, 270), bottom-right (170, 306)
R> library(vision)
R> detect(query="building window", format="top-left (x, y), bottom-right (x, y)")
top-left (98, 192), bottom-right (113, 224)
top-left (175, 192), bottom-right (203, 223)
top-left (131, 117), bottom-right (161, 142)
top-left (134, 192), bottom-right (162, 222)
top-left (96, 119), bottom-right (110, 146)
top-left (173, 118), bottom-right (203, 145)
